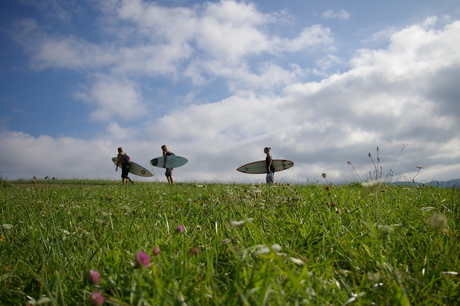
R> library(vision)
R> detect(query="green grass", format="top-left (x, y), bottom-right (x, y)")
top-left (0, 180), bottom-right (459, 305)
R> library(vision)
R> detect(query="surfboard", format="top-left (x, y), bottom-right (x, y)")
top-left (236, 159), bottom-right (294, 174)
top-left (112, 157), bottom-right (153, 177)
top-left (150, 155), bottom-right (188, 168)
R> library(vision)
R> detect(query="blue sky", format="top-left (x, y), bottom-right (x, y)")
top-left (1, 0), bottom-right (460, 183)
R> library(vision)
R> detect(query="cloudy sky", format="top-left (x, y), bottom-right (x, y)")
top-left (1, 0), bottom-right (459, 184)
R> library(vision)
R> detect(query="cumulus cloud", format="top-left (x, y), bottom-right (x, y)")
top-left (1, 1), bottom-right (460, 184)
top-left (74, 76), bottom-right (147, 122)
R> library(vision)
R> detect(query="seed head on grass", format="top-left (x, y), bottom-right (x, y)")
top-left (88, 269), bottom-right (101, 284)
top-left (90, 292), bottom-right (105, 305)
top-left (428, 213), bottom-right (449, 234)
top-left (135, 251), bottom-right (150, 268)
top-left (361, 180), bottom-right (383, 194)
top-left (378, 225), bottom-right (394, 238)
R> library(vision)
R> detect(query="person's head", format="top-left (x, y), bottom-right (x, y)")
top-left (161, 145), bottom-right (168, 152)
top-left (264, 147), bottom-right (271, 154)
top-left (118, 147), bottom-right (123, 153)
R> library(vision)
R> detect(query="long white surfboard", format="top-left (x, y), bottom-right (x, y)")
top-left (237, 159), bottom-right (294, 174)
top-left (112, 157), bottom-right (153, 177)
top-left (150, 156), bottom-right (188, 168)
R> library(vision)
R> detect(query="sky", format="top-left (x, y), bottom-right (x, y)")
top-left (1, 0), bottom-right (460, 184)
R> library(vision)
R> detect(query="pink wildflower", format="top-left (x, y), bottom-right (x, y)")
top-left (88, 269), bottom-right (101, 284)
top-left (189, 246), bottom-right (200, 256)
top-left (135, 251), bottom-right (150, 268)
top-left (176, 225), bottom-right (185, 233)
top-left (90, 292), bottom-right (105, 305)
top-left (153, 246), bottom-right (161, 256)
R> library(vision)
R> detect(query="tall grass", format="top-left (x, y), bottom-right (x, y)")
top-left (0, 181), bottom-right (458, 305)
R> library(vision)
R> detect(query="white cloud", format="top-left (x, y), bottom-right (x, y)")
top-left (2, 3), bottom-right (460, 184)
top-left (322, 9), bottom-right (351, 21)
top-left (74, 76), bottom-right (147, 122)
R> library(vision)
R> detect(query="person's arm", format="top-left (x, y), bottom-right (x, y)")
top-left (267, 156), bottom-right (273, 174)
top-left (116, 154), bottom-right (123, 171)
top-left (163, 152), bottom-right (167, 168)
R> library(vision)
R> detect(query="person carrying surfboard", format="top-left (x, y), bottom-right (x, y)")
top-left (264, 147), bottom-right (276, 184)
top-left (161, 145), bottom-right (175, 184)
top-left (116, 147), bottom-right (134, 185)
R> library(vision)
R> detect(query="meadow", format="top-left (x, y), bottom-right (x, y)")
top-left (0, 179), bottom-right (458, 305)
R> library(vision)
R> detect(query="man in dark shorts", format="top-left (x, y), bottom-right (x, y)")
top-left (264, 147), bottom-right (275, 184)
top-left (116, 147), bottom-right (134, 185)
top-left (161, 145), bottom-right (175, 184)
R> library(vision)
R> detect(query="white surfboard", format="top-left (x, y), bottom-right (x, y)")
top-left (237, 159), bottom-right (294, 174)
top-left (150, 155), bottom-right (188, 168)
top-left (112, 157), bottom-right (153, 177)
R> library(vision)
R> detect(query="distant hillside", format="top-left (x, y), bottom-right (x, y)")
top-left (390, 179), bottom-right (460, 188)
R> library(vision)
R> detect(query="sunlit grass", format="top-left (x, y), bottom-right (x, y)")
top-left (0, 180), bottom-right (458, 305)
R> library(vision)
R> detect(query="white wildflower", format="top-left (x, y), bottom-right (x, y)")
top-left (441, 271), bottom-right (458, 275)
top-left (26, 295), bottom-right (51, 305)
top-left (254, 246), bottom-right (270, 255)
top-left (343, 292), bottom-right (365, 306)
top-left (428, 213), bottom-right (448, 233)
top-left (254, 244), bottom-right (282, 256)
top-left (361, 180), bottom-right (383, 193)
top-left (288, 257), bottom-right (305, 265)
top-left (2, 224), bottom-right (13, 230)
top-left (231, 218), bottom-right (253, 226)
top-left (378, 225), bottom-right (394, 238)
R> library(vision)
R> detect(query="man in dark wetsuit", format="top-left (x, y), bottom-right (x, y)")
top-left (161, 145), bottom-right (175, 184)
top-left (264, 147), bottom-right (275, 184)
top-left (116, 147), bottom-right (134, 185)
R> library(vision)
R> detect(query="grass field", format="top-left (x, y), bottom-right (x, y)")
top-left (0, 179), bottom-right (459, 305)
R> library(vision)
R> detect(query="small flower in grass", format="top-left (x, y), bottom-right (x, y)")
top-left (428, 213), bottom-right (449, 234)
top-left (189, 246), bottom-right (200, 256)
top-left (254, 244), bottom-right (282, 255)
top-left (2, 224), bottom-right (13, 230)
top-left (231, 218), bottom-right (253, 227)
top-left (361, 180), bottom-right (383, 194)
top-left (153, 246), bottom-right (161, 256)
top-left (90, 291), bottom-right (105, 305)
top-left (416, 165), bottom-right (423, 169)
top-left (378, 225), bottom-right (394, 238)
top-left (135, 251), bottom-right (150, 268)
top-left (88, 269), bottom-right (101, 284)
top-left (176, 225), bottom-right (185, 233)
top-left (0, 235), bottom-right (4, 243)
top-left (26, 295), bottom-right (51, 305)
top-left (288, 257), bottom-right (305, 265)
